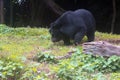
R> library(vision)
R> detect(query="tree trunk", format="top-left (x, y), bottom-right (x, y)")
top-left (29, 0), bottom-right (65, 27)
top-left (111, 0), bottom-right (116, 34)
top-left (0, 0), bottom-right (4, 24)
top-left (10, 0), bottom-right (13, 26)
top-left (82, 41), bottom-right (120, 57)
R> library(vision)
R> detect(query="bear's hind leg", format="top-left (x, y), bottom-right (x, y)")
top-left (86, 31), bottom-right (95, 42)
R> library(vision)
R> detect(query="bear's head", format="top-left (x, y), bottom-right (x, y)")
top-left (49, 28), bottom-right (63, 42)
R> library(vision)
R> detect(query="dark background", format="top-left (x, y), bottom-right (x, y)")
top-left (2, 0), bottom-right (120, 34)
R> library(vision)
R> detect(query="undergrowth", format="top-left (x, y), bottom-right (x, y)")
top-left (52, 47), bottom-right (120, 80)
top-left (0, 56), bottom-right (24, 79)
top-left (0, 24), bottom-right (120, 80)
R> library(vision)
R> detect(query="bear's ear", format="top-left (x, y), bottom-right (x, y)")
top-left (49, 23), bottom-right (54, 33)
top-left (50, 22), bottom-right (62, 29)
top-left (49, 23), bottom-right (56, 29)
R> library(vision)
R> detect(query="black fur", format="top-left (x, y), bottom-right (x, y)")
top-left (49, 9), bottom-right (96, 45)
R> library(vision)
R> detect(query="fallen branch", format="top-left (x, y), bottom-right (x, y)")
top-left (55, 51), bottom-right (76, 60)
top-left (82, 41), bottom-right (120, 57)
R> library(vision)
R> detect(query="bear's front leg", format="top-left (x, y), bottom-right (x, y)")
top-left (74, 29), bottom-right (86, 45)
top-left (63, 37), bottom-right (70, 45)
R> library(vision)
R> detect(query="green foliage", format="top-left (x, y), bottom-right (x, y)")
top-left (54, 47), bottom-right (120, 80)
top-left (0, 24), bottom-right (13, 34)
top-left (0, 24), bottom-right (50, 37)
top-left (20, 64), bottom-right (49, 80)
top-left (35, 52), bottom-right (58, 64)
top-left (0, 25), bottom-right (120, 79)
top-left (71, 48), bottom-right (120, 73)
top-left (110, 73), bottom-right (120, 80)
top-left (0, 57), bottom-right (24, 79)
top-left (95, 31), bottom-right (120, 41)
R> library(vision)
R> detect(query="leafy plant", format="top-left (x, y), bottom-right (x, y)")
top-left (110, 73), bottom-right (120, 80)
top-left (35, 52), bottom-right (58, 64)
top-left (0, 57), bottom-right (24, 79)
top-left (20, 63), bottom-right (49, 80)
top-left (0, 24), bottom-right (14, 34)
top-left (53, 47), bottom-right (120, 80)
top-left (71, 48), bottom-right (120, 73)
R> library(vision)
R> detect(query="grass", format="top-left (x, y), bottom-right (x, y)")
top-left (0, 24), bottom-right (120, 79)
top-left (95, 31), bottom-right (120, 40)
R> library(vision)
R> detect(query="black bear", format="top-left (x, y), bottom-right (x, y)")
top-left (49, 9), bottom-right (96, 45)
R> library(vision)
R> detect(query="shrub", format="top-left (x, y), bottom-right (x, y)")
top-left (53, 47), bottom-right (120, 80)
top-left (35, 52), bottom-right (58, 64)
top-left (0, 57), bottom-right (24, 79)
top-left (0, 24), bottom-right (14, 34)
top-left (110, 73), bottom-right (120, 80)
top-left (20, 64), bottom-right (48, 80)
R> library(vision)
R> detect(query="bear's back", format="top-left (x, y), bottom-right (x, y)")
top-left (74, 9), bottom-right (96, 30)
